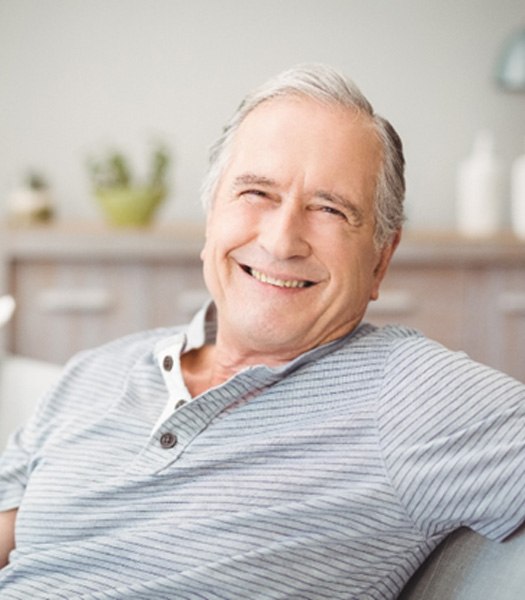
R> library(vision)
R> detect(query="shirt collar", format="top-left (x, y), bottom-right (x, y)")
top-left (154, 300), bottom-right (215, 360)
top-left (155, 298), bottom-right (368, 380)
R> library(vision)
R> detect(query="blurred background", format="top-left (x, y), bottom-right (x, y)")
top-left (1, 0), bottom-right (524, 229)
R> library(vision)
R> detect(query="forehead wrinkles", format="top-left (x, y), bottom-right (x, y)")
top-left (218, 98), bottom-right (382, 205)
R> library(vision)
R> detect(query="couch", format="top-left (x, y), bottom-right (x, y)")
top-left (399, 524), bottom-right (525, 599)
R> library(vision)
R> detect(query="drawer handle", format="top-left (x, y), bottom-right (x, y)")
top-left (37, 288), bottom-right (114, 314)
top-left (498, 292), bottom-right (525, 315)
top-left (367, 290), bottom-right (416, 316)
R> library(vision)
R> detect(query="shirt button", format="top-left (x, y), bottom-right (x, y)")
top-left (163, 355), bottom-right (174, 371)
top-left (160, 432), bottom-right (177, 448)
top-left (175, 399), bottom-right (187, 410)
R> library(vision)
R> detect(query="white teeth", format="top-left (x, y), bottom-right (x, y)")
top-left (249, 268), bottom-right (309, 288)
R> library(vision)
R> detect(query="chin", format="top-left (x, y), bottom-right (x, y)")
top-left (233, 315), bottom-right (303, 348)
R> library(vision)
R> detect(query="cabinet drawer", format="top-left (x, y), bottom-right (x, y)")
top-left (10, 259), bottom-right (207, 363)
top-left (464, 267), bottom-right (525, 381)
top-left (364, 266), bottom-right (467, 352)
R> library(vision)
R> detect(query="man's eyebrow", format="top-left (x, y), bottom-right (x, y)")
top-left (233, 173), bottom-right (277, 188)
top-left (316, 190), bottom-right (365, 225)
top-left (231, 175), bottom-right (365, 225)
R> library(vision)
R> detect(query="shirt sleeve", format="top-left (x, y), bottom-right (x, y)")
top-left (0, 428), bottom-right (33, 510)
top-left (0, 351), bottom-right (86, 511)
top-left (377, 335), bottom-right (525, 542)
top-left (0, 329), bottom-right (163, 513)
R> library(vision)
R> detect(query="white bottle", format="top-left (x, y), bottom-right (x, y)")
top-left (511, 139), bottom-right (525, 240)
top-left (456, 131), bottom-right (505, 237)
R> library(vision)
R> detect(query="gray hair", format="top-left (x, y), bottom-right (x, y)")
top-left (200, 63), bottom-right (405, 248)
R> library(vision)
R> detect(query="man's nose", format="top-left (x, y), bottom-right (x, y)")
top-left (258, 202), bottom-right (311, 260)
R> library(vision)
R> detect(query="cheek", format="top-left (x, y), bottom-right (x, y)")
top-left (201, 238), bottom-right (224, 303)
top-left (209, 204), bottom-right (259, 251)
top-left (331, 245), bottom-right (380, 293)
top-left (201, 208), bottom-right (252, 278)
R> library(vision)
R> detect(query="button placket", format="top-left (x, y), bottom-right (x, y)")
top-left (129, 365), bottom-right (278, 475)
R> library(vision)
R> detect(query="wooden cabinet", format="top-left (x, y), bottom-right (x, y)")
top-left (367, 266), bottom-right (467, 351)
top-left (1, 224), bottom-right (524, 382)
top-left (462, 266), bottom-right (525, 379)
top-left (0, 223), bottom-right (208, 363)
top-left (365, 233), bottom-right (525, 382)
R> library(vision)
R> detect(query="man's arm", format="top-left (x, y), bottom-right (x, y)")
top-left (0, 508), bottom-right (17, 568)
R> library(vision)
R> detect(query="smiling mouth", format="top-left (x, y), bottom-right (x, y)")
top-left (242, 265), bottom-right (315, 289)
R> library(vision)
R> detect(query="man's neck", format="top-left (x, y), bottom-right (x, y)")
top-left (180, 336), bottom-right (301, 398)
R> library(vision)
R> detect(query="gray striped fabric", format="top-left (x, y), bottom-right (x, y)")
top-left (0, 307), bottom-right (524, 599)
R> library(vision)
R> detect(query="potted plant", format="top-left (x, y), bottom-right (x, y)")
top-left (88, 143), bottom-right (170, 226)
top-left (7, 171), bottom-right (54, 225)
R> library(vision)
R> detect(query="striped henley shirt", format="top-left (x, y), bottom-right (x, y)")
top-left (0, 303), bottom-right (524, 599)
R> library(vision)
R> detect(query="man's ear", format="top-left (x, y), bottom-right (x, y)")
top-left (370, 229), bottom-right (402, 301)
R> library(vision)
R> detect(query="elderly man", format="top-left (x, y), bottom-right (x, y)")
top-left (0, 64), bottom-right (523, 599)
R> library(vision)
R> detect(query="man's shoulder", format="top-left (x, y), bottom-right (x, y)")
top-left (360, 322), bottom-right (423, 341)
top-left (353, 322), bottom-right (477, 385)
top-left (99, 324), bottom-right (185, 353)
top-left (330, 322), bottom-right (469, 384)
top-left (299, 323), bottom-right (429, 387)
top-left (352, 322), bottom-right (462, 359)
top-left (38, 325), bottom-right (187, 419)
top-left (67, 324), bottom-right (187, 371)
top-left (341, 322), bottom-right (427, 355)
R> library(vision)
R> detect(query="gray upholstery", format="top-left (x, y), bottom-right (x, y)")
top-left (399, 525), bottom-right (525, 599)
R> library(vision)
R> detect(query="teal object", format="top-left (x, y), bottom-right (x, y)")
top-left (496, 28), bottom-right (525, 92)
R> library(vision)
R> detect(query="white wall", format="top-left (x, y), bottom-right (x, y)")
top-left (1, 0), bottom-right (524, 230)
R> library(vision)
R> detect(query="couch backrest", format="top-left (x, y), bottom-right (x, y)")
top-left (398, 524), bottom-right (525, 599)
top-left (0, 356), bottom-right (62, 451)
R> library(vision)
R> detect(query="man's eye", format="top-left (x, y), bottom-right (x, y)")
top-left (240, 189), bottom-right (272, 204)
top-left (319, 205), bottom-right (347, 220)
top-left (241, 189), bottom-right (267, 199)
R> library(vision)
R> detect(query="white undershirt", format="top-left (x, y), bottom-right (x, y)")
top-left (151, 304), bottom-right (208, 433)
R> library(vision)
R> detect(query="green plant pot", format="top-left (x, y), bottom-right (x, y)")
top-left (96, 186), bottom-right (166, 226)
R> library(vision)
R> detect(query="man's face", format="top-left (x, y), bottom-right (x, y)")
top-left (201, 96), bottom-right (398, 362)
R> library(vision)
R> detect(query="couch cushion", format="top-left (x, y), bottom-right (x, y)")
top-left (398, 525), bottom-right (525, 599)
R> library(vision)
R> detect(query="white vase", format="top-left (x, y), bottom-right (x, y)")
top-left (456, 131), bottom-right (505, 237)
top-left (7, 188), bottom-right (54, 225)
